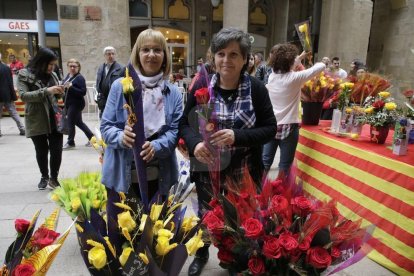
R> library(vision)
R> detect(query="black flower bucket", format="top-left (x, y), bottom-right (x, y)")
top-left (302, 102), bottom-right (323, 125)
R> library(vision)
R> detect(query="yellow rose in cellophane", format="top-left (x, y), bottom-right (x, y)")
top-left (118, 211), bottom-right (136, 232)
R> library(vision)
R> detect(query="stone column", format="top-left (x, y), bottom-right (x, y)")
top-left (318, 0), bottom-right (373, 66)
top-left (56, 0), bottom-right (130, 82)
top-left (223, 0), bottom-right (249, 31)
top-left (272, 0), bottom-right (289, 45)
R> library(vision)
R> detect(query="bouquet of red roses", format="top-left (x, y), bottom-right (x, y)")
top-left (202, 169), bottom-right (370, 275)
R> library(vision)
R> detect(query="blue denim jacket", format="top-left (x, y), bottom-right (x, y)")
top-left (100, 79), bottom-right (183, 195)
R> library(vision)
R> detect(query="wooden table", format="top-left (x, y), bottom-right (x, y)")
top-left (296, 120), bottom-right (414, 275)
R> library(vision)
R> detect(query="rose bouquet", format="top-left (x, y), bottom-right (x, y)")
top-left (350, 73), bottom-right (391, 104)
top-left (202, 170), bottom-right (370, 275)
top-left (362, 91), bottom-right (398, 127)
top-left (301, 72), bottom-right (341, 102)
top-left (50, 172), bottom-right (107, 220)
top-left (0, 209), bottom-right (74, 276)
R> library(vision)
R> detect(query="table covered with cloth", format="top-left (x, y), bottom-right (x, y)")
top-left (295, 120), bottom-right (414, 275)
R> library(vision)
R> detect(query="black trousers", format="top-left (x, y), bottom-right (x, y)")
top-left (66, 104), bottom-right (94, 145)
top-left (31, 130), bottom-right (63, 179)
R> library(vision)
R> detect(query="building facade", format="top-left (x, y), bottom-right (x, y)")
top-left (0, 0), bottom-right (413, 101)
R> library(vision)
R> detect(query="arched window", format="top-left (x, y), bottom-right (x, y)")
top-left (212, 3), bottom-right (223, 22)
top-left (152, 0), bottom-right (165, 18)
top-left (129, 0), bottom-right (148, 17)
top-left (250, 6), bottom-right (267, 25)
top-left (168, 0), bottom-right (190, 20)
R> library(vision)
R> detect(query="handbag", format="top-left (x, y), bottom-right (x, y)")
top-left (55, 107), bottom-right (69, 135)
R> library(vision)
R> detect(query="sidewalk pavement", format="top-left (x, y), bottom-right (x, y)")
top-left (0, 115), bottom-right (395, 275)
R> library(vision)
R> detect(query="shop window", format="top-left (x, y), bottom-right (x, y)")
top-left (168, 0), bottom-right (189, 20)
top-left (250, 7), bottom-right (267, 25)
top-left (212, 4), bottom-right (223, 22)
top-left (152, 0), bottom-right (165, 18)
top-left (129, 0), bottom-right (148, 17)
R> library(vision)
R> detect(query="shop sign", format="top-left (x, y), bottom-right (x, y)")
top-left (0, 19), bottom-right (59, 33)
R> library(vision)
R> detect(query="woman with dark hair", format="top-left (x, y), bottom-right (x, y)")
top-left (18, 47), bottom-right (64, 190)
top-left (263, 43), bottom-right (325, 179)
top-left (349, 59), bottom-right (365, 77)
top-left (180, 27), bottom-right (276, 276)
top-left (62, 58), bottom-right (94, 149)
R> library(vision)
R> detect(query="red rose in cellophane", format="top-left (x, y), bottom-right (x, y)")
top-left (194, 87), bottom-right (210, 104)
top-left (202, 167), bottom-right (369, 275)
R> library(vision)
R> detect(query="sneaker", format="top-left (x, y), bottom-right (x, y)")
top-left (19, 129), bottom-right (25, 136)
top-left (85, 141), bottom-right (92, 147)
top-left (63, 143), bottom-right (75, 150)
top-left (48, 178), bottom-right (61, 189)
top-left (38, 177), bottom-right (49, 190)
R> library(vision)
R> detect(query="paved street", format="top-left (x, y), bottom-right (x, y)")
top-left (0, 114), bottom-right (394, 275)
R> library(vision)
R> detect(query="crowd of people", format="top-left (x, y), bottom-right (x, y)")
top-left (0, 26), bottom-right (369, 276)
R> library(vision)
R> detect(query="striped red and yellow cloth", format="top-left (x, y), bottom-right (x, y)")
top-left (296, 121), bottom-right (414, 275)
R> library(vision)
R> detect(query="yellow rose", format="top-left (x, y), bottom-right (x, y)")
top-left (71, 197), bottom-right (81, 211)
top-left (118, 211), bottom-right (136, 232)
top-left (157, 228), bottom-right (174, 239)
top-left (139, 252), bottom-right (149, 264)
top-left (90, 136), bottom-right (97, 144)
top-left (150, 204), bottom-right (163, 222)
top-left (345, 107), bottom-right (353, 114)
top-left (181, 216), bottom-right (199, 232)
top-left (88, 245), bottom-right (107, 270)
top-left (139, 214), bottom-right (148, 232)
top-left (298, 23), bottom-right (308, 33)
top-left (121, 68), bottom-right (134, 94)
top-left (185, 230), bottom-right (204, 256)
top-left (119, 247), bottom-right (133, 266)
top-left (155, 236), bottom-right (178, 256)
top-left (153, 220), bottom-right (164, 235)
top-left (320, 80), bottom-right (327, 88)
top-left (384, 102), bottom-right (397, 111)
top-left (378, 91), bottom-right (390, 99)
top-left (51, 193), bottom-right (60, 202)
top-left (365, 107), bottom-right (374, 114)
top-left (92, 199), bottom-right (101, 209)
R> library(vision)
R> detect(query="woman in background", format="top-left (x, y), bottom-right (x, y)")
top-left (62, 59), bottom-right (94, 150)
top-left (18, 48), bottom-right (64, 190)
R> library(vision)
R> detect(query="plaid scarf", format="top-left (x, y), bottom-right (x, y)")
top-left (209, 72), bottom-right (256, 178)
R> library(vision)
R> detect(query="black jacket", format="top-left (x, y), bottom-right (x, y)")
top-left (0, 62), bottom-right (17, 103)
top-left (179, 75), bottom-right (277, 183)
top-left (95, 61), bottom-right (123, 110)
top-left (62, 73), bottom-right (87, 109)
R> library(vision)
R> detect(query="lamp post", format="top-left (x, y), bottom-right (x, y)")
top-left (36, 0), bottom-right (46, 48)
top-left (211, 0), bottom-right (220, 8)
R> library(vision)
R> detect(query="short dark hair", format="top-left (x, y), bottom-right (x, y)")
top-left (27, 47), bottom-right (57, 80)
top-left (268, 43), bottom-right (298, 73)
top-left (332, 57), bottom-right (340, 62)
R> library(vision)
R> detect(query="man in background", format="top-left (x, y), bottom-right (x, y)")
top-left (255, 52), bottom-right (272, 85)
top-left (8, 54), bottom-right (24, 76)
top-left (95, 46), bottom-right (123, 117)
top-left (0, 53), bottom-right (25, 136)
top-left (330, 57), bottom-right (347, 79)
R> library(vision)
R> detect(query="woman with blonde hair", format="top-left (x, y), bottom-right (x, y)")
top-left (100, 29), bottom-right (182, 254)
top-left (62, 58), bottom-right (94, 149)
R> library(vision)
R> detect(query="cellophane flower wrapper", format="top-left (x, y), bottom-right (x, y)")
top-left (350, 73), bottom-right (391, 104)
top-left (295, 20), bottom-right (312, 52)
top-left (202, 166), bottom-right (372, 275)
top-left (301, 72), bottom-right (342, 102)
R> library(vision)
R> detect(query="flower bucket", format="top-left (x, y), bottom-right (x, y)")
top-left (302, 102), bottom-right (323, 125)
top-left (370, 125), bottom-right (389, 144)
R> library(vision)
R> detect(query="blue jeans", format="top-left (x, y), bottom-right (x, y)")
top-left (262, 126), bottom-right (299, 172)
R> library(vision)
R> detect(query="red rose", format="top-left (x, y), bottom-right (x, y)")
top-left (278, 232), bottom-right (298, 252)
top-left (12, 263), bottom-right (35, 276)
top-left (271, 195), bottom-right (288, 213)
top-left (372, 100), bottom-right (385, 110)
top-left (291, 196), bottom-right (313, 216)
top-left (212, 205), bottom-right (224, 219)
top-left (242, 218), bottom-right (263, 239)
top-left (194, 87), bottom-right (210, 104)
top-left (306, 247), bottom-right (332, 269)
top-left (203, 211), bottom-right (224, 234)
top-left (209, 198), bottom-right (220, 208)
top-left (248, 255), bottom-right (265, 275)
top-left (403, 89), bottom-right (414, 98)
top-left (221, 236), bottom-right (236, 250)
top-left (298, 236), bottom-right (312, 251)
top-left (31, 226), bottom-right (60, 249)
top-left (217, 248), bottom-right (233, 264)
top-left (263, 236), bottom-right (282, 259)
top-left (290, 248), bottom-right (303, 263)
top-left (178, 138), bottom-right (185, 146)
top-left (14, 219), bottom-right (30, 235)
top-left (331, 246), bottom-right (341, 259)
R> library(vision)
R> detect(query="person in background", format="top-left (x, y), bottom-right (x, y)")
top-left (0, 52), bottom-right (25, 137)
top-left (321, 56), bottom-right (330, 68)
top-left (18, 48), bottom-right (64, 190)
top-left (255, 52), bottom-right (272, 84)
top-left (180, 27), bottom-right (276, 276)
top-left (254, 52), bottom-right (265, 68)
top-left (356, 65), bottom-right (367, 79)
top-left (8, 54), bottom-right (24, 76)
top-left (348, 59), bottom-right (365, 78)
top-left (95, 46), bottom-right (124, 117)
top-left (62, 59), bottom-right (94, 150)
top-left (263, 43), bottom-right (325, 179)
top-left (330, 56), bottom-right (347, 79)
top-left (204, 47), bottom-right (215, 74)
top-left (168, 73), bottom-right (178, 85)
top-left (100, 29), bottom-right (182, 254)
top-left (247, 53), bottom-right (256, 76)
top-left (196, 56), bottom-right (204, 72)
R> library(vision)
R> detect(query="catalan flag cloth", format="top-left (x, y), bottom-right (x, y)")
top-left (295, 121), bottom-right (414, 275)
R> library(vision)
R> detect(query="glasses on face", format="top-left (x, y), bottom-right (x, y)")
top-left (140, 47), bottom-right (163, 55)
